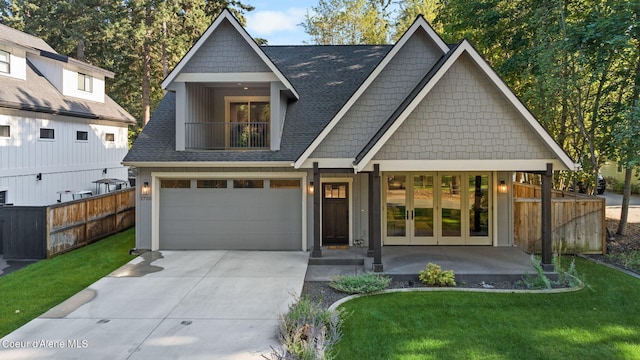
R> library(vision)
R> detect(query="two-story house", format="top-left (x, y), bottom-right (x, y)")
top-left (0, 24), bottom-right (135, 206)
top-left (124, 10), bottom-right (577, 270)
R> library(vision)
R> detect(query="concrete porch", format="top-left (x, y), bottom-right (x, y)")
top-left (306, 246), bottom-right (542, 283)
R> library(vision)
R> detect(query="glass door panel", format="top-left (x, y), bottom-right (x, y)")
top-left (469, 175), bottom-right (489, 236)
top-left (385, 175), bottom-right (408, 244)
top-left (413, 175), bottom-right (434, 237)
top-left (440, 175), bottom-right (462, 238)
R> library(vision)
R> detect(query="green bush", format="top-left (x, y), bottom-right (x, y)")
top-left (275, 297), bottom-right (343, 360)
top-left (520, 255), bottom-right (584, 289)
top-left (329, 273), bottom-right (391, 294)
top-left (418, 263), bottom-right (456, 287)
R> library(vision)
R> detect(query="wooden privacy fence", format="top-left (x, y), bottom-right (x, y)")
top-left (513, 183), bottom-right (605, 254)
top-left (0, 188), bottom-right (135, 259)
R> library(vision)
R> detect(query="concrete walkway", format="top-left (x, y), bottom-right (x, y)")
top-left (0, 251), bottom-right (309, 360)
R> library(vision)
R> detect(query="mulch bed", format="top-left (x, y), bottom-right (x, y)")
top-left (588, 218), bottom-right (640, 275)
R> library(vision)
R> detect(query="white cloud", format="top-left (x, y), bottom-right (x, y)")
top-left (246, 8), bottom-right (308, 36)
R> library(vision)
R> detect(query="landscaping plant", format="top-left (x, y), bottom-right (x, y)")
top-left (275, 297), bottom-right (344, 360)
top-left (418, 263), bottom-right (456, 287)
top-left (329, 273), bottom-right (391, 294)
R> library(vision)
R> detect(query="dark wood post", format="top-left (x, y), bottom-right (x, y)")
top-left (541, 163), bottom-right (553, 271)
top-left (312, 162), bottom-right (322, 257)
top-left (367, 171), bottom-right (374, 257)
top-left (372, 164), bottom-right (383, 272)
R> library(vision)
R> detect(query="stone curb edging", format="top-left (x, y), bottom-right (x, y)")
top-left (577, 254), bottom-right (640, 280)
top-left (328, 280), bottom-right (585, 312)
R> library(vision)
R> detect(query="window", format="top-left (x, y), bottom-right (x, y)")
top-left (0, 191), bottom-right (6, 204)
top-left (40, 128), bottom-right (54, 139)
top-left (76, 131), bottom-right (88, 141)
top-left (161, 180), bottom-right (191, 188)
top-left (0, 125), bottom-right (9, 138)
top-left (197, 180), bottom-right (227, 188)
top-left (105, 133), bottom-right (115, 142)
top-left (270, 180), bottom-right (301, 189)
top-left (226, 96), bottom-right (270, 149)
top-left (0, 50), bottom-right (9, 74)
top-left (78, 72), bottom-right (93, 92)
top-left (233, 180), bottom-right (264, 188)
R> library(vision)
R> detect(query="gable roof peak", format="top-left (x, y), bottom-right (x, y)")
top-left (161, 9), bottom-right (299, 99)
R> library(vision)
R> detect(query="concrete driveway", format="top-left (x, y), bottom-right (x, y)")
top-left (0, 251), bottom-right (309, 360)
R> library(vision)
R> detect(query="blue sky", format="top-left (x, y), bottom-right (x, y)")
top-left (243, 0), bottom-right (318, 45)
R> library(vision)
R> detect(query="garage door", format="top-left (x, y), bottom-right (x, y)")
top-left (159, 178), bottom-right (302, 250)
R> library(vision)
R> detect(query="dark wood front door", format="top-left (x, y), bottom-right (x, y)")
top-left (322, 183), bottom-right (349, 245)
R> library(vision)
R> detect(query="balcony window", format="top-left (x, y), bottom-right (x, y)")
top-left (185, 96), bottom-right (270, 150)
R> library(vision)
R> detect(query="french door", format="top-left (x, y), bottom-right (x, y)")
top-left (384, 172), bottom-right (491, 245)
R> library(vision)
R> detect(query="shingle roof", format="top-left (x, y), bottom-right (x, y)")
top-left (0, 23), bottom-right (56, 53)
top-left (124, 45), bottom-right (392, 163)
top-left (0, 61), bottom-right (134, 123)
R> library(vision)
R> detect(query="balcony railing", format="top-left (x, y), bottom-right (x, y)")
top-left (185, 122), bottom-right (270, 150)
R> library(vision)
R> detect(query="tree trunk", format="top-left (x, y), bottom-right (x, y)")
top-left (617, 167), bottom-right (633, 235)
top-left (142, 8), bottom-right (152, 126)
top-left (77, 39), bottom-right (85, 61)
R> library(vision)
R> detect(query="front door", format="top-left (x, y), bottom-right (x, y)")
top-left (322, 183), bottom-right (349, 245)
top-left (384, 172), bottom-right (491, 245)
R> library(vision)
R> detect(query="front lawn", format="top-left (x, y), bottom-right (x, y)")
top-left (0, 228), bottom-right (136, 337)
top-left (335, 258), bottom-right (640, 360)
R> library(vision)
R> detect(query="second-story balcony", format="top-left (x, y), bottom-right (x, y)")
top-left (185, 121), bottom-right (270, 150)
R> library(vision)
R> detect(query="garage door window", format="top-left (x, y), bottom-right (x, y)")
top-left (161, 180), bottom-right (191, 188)
top-left (270, 180), bottom-right (301, 189)
top-left (233, 180), bottom-right (264, 188)
top-left (197, 180), bottom-right (227, 188)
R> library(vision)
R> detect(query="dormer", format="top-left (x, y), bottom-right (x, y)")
top-left (27, 52), bottom-right (113, 103)
top-left (0, 41), bottom-right (29, 81)
top-left (162, 9), bottom-right (298, 152)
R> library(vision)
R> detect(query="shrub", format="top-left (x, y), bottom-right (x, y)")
top-left (274, 296), bottom-right (343, 360)
top-left (520, 254), bottom-right (585, 289)
top-left (329, 273), bottom-right (391, 294)
top-left (418, 263), bottom-right (456, 287)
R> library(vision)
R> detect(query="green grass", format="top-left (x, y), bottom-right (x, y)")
top-left (335, 258), bottom-right (640, 360)
top-left (0, 228), bottom-right (136, 337)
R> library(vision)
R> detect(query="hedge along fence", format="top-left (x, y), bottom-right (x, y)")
top-left (513, 183), bottom-right (605, 254)
top-left (47, 188), bottom-right (135, 257)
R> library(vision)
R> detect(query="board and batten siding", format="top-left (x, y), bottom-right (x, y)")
top-left (0, 109), bottom-right (129, 206)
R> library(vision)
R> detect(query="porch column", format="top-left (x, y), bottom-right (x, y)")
top-left (372, 164), bottom-right (383, 272)
top-left (541, 163), bottom-right (553, 271)
top-left (312, 162), bottom-right (322, 257)
top-left (367, 171), bottom-right (374, 257)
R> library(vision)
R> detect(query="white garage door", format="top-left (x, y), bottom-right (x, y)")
top-left (159, 178), bottom-right (302, 250)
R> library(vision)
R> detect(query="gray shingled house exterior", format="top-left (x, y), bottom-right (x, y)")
top-left (123, 10), bottom-right (576, 271)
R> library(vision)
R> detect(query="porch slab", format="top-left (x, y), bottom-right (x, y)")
top-left (306, 246), bottom-right (544, 283)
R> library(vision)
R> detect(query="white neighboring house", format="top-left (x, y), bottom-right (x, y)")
top-left (0, 24), bottom-right (135, 206)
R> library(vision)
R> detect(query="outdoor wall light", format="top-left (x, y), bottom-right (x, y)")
top-left (498, 179), bottom-right (508, 194)
top-left (308, 181), bottom-right (314, 195)
top-left (141, 182), bottom-right (151, 196)
top-left (103, 168), bottom-right (108, 175)
top-left (36, 173), bottom-right (42, 181)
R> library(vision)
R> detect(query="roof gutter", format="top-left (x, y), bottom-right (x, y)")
top-left (0, 101), bottom-right (136, 125)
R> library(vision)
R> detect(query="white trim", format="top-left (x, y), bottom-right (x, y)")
top-left (492, 171), bottom-right (498, 246)
top-left (150, 171), bottom-right (307, 251)
top-left (299, 158), bottom-right (356, 169)
top-left (122, 161), bottom-right (293, 168)
top-left (320, 177), bottom-right (354, 246)
top-left (358, 159), bottom-right (571, 172)
top-left (174, 72), bottom-right (279, 83)
top-left (294, 16), bottom-right (448, 169)
top-left (355, 40), bottom-right (575, 172)
top-left (161, 10), bottom-right (299, 99)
